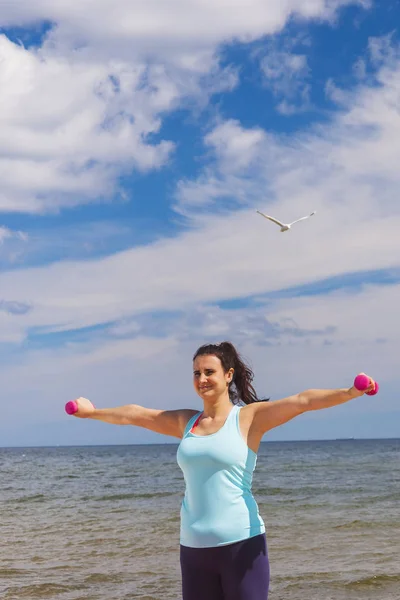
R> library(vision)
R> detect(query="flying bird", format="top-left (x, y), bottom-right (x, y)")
top-left (256, 210), bottom-right (316, 232)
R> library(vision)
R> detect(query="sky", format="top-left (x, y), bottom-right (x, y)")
top-left (0, 0), bottom-right (399, 447)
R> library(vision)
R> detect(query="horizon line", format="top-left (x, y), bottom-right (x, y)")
top-left (1, 436), bottom-right (399, 449)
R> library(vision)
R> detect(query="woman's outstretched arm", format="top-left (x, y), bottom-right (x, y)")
top-left (71, 397), bottom-right (198, 439)
top-left (250, 375), bottom-right (376, 435)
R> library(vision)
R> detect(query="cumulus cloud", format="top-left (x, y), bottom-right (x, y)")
top-left (178, 37), bottom-right (400, 220)
top-left (1, 1), bottom-right (366, 57)
top-left (0, 43), bottom-right (399, 347)
top-left (0, 35), bottom-right (177, 213)
top-left (0, 32), bottom-right (239, 213)
top-left (204, 120), bottom-right (267, 172)
top-left (0, 0), bottom-right (367, 214)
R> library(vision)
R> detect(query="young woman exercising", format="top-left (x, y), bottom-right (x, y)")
top-left (66, 341), bottom-right (377, 600)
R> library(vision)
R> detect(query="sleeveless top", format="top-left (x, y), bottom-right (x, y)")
top-left (176, 404), bottom-right (265, 548)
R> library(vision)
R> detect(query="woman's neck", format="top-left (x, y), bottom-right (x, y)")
top-left (202, 395), bottom-right (232, 419)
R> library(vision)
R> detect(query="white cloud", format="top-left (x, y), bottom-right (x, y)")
top-left (0, 209), bottom-right (399, 346)
top-left (0, 32), bottom-right (239, 214)
top-left (0, 0), bottom-right (367, 214)
top-left (178, 39), bottom-right (400, 218)
top-left (0, 37), bottom-right (398, 344)
top-left (174, 120), bottom-right (271, 213)
top-left (0, 226), bottom-right (28, 265)
top-left (368, 31), bottom-right (398, 67)
top-left (260, 50), bottom-right (311, 113)
top-left (0, 36), bottom-right (177, 213)
top-left (204, 120), bottom-right (267, 171)
top-left (0, 279), bottom-right (397, 446)
top-left (262, 52), bottom-right (308, 80)
top-left (1, 1), bottom-right (365, 56)
top-left (325, 77), bottom-right (349, 104)
top-left (0, 46), bottom-right (399, 347)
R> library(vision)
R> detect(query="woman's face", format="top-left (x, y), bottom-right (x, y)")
top-left (193, 354), bottom-right (233, 400)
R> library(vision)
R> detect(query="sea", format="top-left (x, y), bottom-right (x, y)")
top-left (1, 439), bottom-right (399, 600)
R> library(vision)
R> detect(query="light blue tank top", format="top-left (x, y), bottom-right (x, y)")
top-left (176, 404), bottom-right (265, 548)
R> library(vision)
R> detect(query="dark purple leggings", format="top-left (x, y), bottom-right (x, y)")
top-left (180, 534), bottom-right (270, 600)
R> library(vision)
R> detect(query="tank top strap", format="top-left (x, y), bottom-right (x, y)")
top-left (233, 403), bottom-right (242, 433)
top-left (183, 411), bottom-right (202, 437)
top-left (223, 404), bottom-right (241, 436)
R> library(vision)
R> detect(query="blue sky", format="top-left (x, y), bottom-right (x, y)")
top-left (0, 0), bottom-right (399, 447)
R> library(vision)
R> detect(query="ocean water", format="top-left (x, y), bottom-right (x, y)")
top-left (0, 439), bottom-right (399, 600)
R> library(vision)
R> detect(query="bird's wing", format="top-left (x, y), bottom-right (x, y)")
top-left (289, 211), bottom-right (316, 226)
top-left (256, 211), bottom-right (285, 228)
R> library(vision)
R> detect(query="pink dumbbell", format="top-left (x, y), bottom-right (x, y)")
top-left (354, 374), bottom-right (379, 396)
top-left (65, 400), bottom-right (79, 415)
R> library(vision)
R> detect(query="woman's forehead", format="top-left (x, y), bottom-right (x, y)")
top-left (193, 354), bottom-right (221, 369)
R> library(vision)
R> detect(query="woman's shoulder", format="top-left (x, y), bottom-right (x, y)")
top-left (179, 408), bottom-right (202, 434)
top-left (236, 402), bottom-right (257, 424)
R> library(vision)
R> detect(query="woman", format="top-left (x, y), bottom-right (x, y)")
top-left (70, 341), bottom-right (375, 600)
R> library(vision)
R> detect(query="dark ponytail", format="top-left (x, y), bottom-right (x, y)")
top-left (193, 341), bottom-right (269, 405)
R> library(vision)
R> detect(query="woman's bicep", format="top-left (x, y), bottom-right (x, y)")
top-left (252, 395), bottom-right (306, 434)
top-left (133, 406), bottom-right (198, 438)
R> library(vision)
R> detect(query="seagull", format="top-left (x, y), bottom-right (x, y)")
top-left (256, 210), bottom-right (316, 232)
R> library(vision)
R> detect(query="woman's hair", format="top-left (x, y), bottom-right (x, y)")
top-left (193, 341), bottom-right (269, 405)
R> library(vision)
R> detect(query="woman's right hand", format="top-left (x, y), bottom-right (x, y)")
top-left (72, 397), bottom-right (96, 418)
